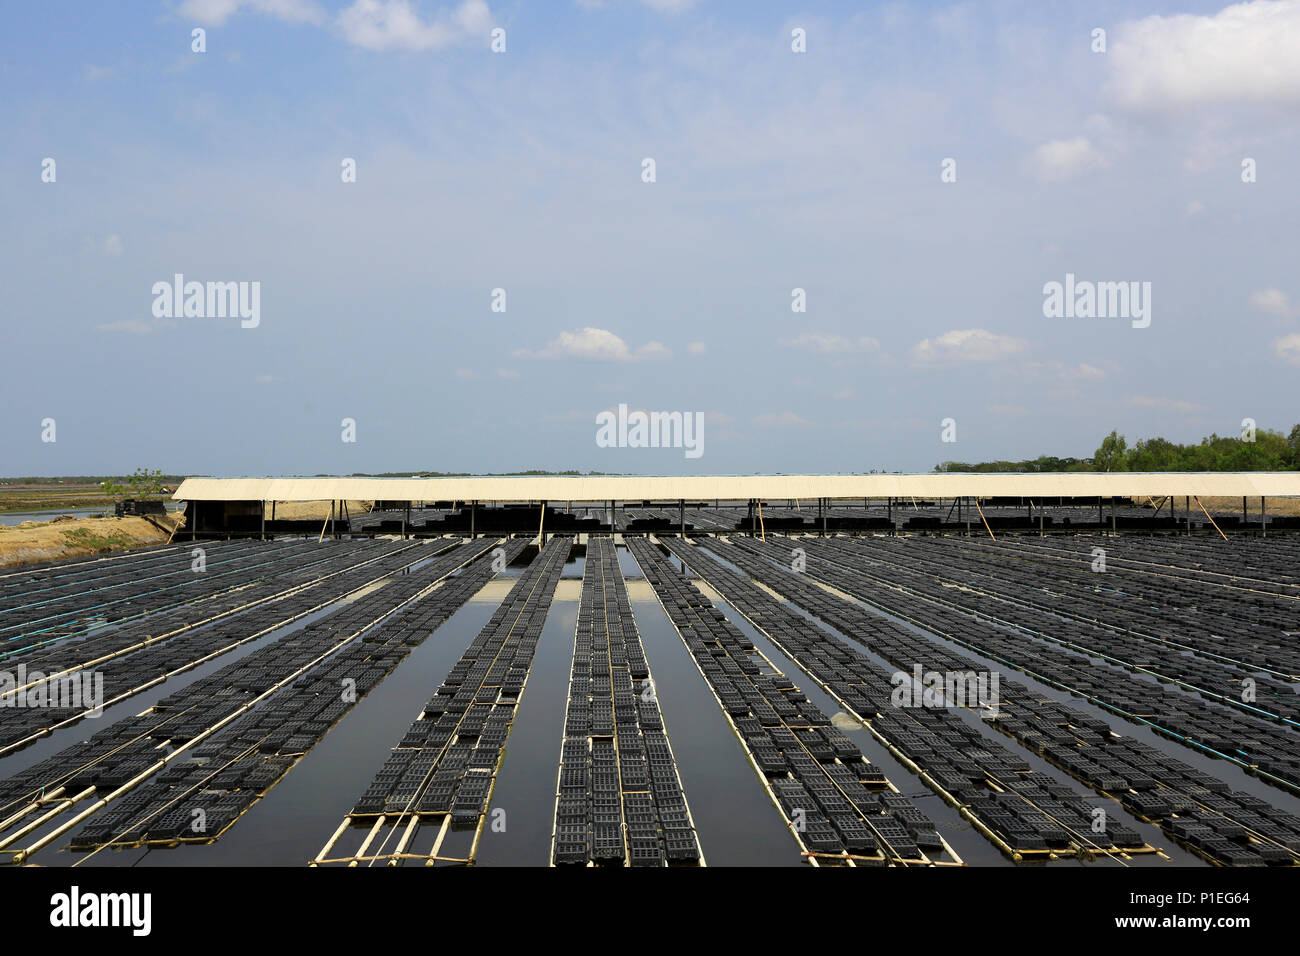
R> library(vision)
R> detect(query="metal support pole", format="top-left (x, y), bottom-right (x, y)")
top-left (1262, 497), bottom-right (1267, 538)
top-left (679, 499), bottom-right (685, 537)
top-left (471, 500), bottom-right (476, 540)
top-left (817, 497), bottom-right (823, 536)
top-left (1242, 496), bottom-right (1247, 531)
top-left (402, 503), bottom-right (408, 540)
top-left (261, 501), bottom-right (265, 541)
top-left (539, 500), bottom-right (547, 546)
top-left (1186, 496), bottom-right (1191, 536)
top-left (821, 497), bottom-right (828, 536)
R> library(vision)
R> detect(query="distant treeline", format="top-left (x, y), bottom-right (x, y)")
top-left (2, 471), bottom-right (612, 483)
top-left (342, 470), bottom-right (619, 477)
top-left (936, 425), bottom-right (1300, 473)
top-left (0, 475), bottom-right (187, 484)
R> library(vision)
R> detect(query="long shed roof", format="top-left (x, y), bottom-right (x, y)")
top-left (172, 473), bottom-right (1300, 502)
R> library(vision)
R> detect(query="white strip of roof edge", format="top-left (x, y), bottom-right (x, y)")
top-left (173, 473), bottom-right (1300, 502)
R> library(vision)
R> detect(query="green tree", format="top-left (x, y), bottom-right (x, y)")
top-left (1093, 431), bottom-right (1129, 472)
top-left (101, 468), bottom-right (166, 499)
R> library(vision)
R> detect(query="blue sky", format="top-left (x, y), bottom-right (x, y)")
top-left (3, 0), bottom-right (1299, 477)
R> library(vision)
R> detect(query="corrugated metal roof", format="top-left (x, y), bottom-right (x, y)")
top-left (172, 473), bottom-right (1300, 502)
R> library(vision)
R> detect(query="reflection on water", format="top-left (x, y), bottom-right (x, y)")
top-left (12, 540), bottom-right (1229, 867)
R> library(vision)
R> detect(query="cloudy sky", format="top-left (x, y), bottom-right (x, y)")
top-left (4, 0), bottom-right (1299, 477)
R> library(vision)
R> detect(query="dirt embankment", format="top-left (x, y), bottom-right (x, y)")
top-left (1159, 496), bottom-right (1300, 517)
top-left (268, 500), bottom-right (374, 520)
top-left (0, 514), bottom-right (185, 569)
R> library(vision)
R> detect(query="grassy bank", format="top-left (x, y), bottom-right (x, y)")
top-left (0, 514), bottom-right (184, 569)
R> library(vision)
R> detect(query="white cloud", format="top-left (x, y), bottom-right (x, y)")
top-left (1272, 333), bottom-right (1300, 365)
top-left (686, 341), bottom-right (707, 355)
top-left (704, 410), bottom-right (732, 425)
top-left (1024, 360), bottom-right (1109, 381)
top-left (987, 403), bottom-right (1028, 417)
top-left (782, 332), bottom-right (880, 354)
top-left (514, 327), bottom-right (671, 362)
top-left (1126, 395), bottom-right (1201, 411)
top-left (1109, 0), bottom-right (1300, 111)
top-left (910, 329), bottom-right (1028, 366)
top-left (179, 0), bottom-right (326, 27)
top-left (1249, 287), bottom-right (1293, 316)
top-left (1185, 200), bottom-right (1205, 217)
top-left (83, 234), bottom-right (125, 256)
top-left (755, 411), bottom-right (811, 427)
top-left (1029, 137), bottom-right (1107, 182)
top-left (638, 0), bottom-right (701, 12)
top-left (495, 367), bottom-right (520, 379)
top-left (336, 0), bottom-right (491, 51)
top-left (95, 320), bottom-right (152, 335)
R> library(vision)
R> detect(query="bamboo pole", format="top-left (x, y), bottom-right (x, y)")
top-left (1194, 496), bottom-right (1228, 541)
top-left (972, 498), bottom-right (997, 541)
